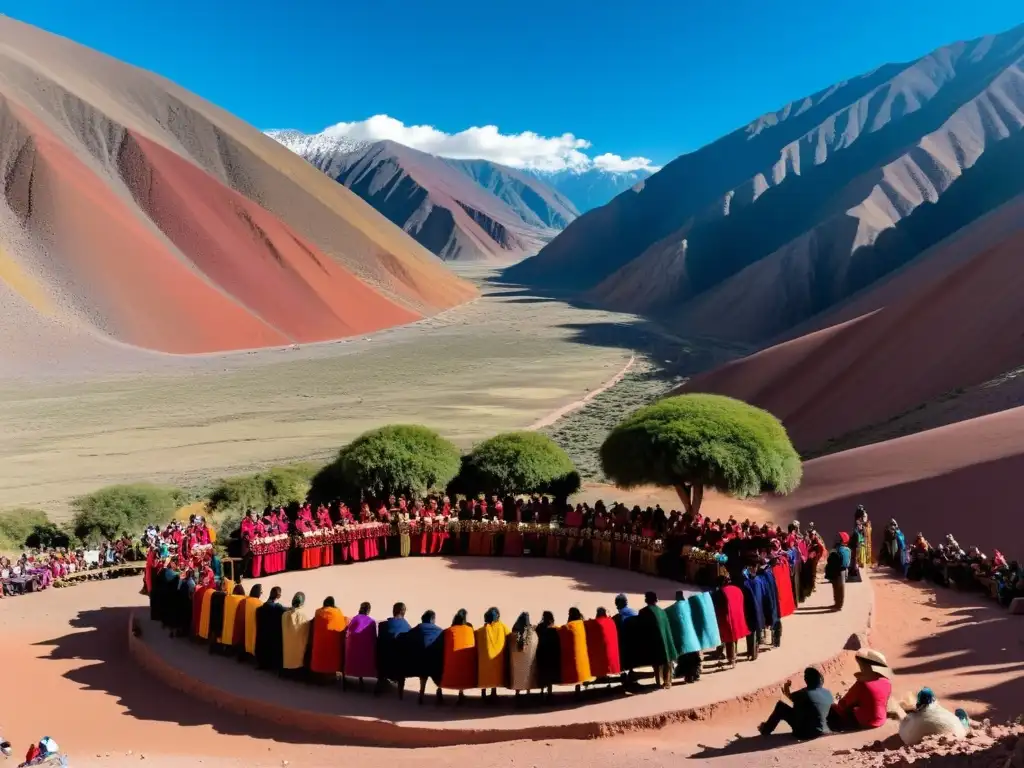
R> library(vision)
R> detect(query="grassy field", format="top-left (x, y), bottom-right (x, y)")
top-left (0, 267), bottom-right (748, 518)
top-left (0, 276), bottom-right (639, 516)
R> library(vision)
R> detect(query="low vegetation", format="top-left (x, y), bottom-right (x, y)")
top-left (543, 361), bottom-right (682, 482)
top-left (70, 483), bottom-right (186, 545)
top-left (600, 393), bottom-right (802, 516)
top-left (330, 424), bottom-right (462, 501)
top-left (454, 431), bottom-right (580, 499)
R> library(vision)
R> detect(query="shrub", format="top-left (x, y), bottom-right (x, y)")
top-left (334, 425), bottom-right (461, 500)
top-left (71, 484), bottom-right (184, 544)
top-left (455, 432), bottom-right (581, 499)
top-left (0, 508), bottom-right (51, 550)
top-left (208, 462), bottom-right (319, 539)
top-left (600, 393), bottom-right (801, 516)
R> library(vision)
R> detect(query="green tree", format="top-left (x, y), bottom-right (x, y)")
top-left (208, 462), bottom-right (319, 540)
top-left (456, 431), bottom-right (581, 499)
top-left (71, 484), bottom-right (184, 544)
top-left (0, 508), bottom-right (52, 550)
top-left (335, 424), bottom-right (461, 500)
top-left (599, 394), bottom-right (801, 516)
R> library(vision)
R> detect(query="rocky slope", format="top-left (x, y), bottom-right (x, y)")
top-left (0, 17), bottom-right (476, 365)
top-left (508, 24), bottom-right (1024, 347)
top-left (268, 131), bottom-right (578, 261)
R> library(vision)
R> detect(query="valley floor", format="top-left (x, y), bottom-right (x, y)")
top-left (0, 270), bottom-right (729, 514)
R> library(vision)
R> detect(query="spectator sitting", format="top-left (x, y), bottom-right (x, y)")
top-left (758, 666), bottom-right (833, 739)
top-left (828, 649), bottom-right (894, 732)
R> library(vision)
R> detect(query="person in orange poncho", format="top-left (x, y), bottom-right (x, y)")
top-left (310, 596), bottom-right (347, 677)
top-left (439, 608), bottom-right (476, 704)
top-left (559, 607), bottom-right (592, 693)
top-left (476, 606), bottom-right (510, 698)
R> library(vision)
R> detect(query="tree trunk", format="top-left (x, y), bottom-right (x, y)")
top-left (674, 484), bottom-right (692, 514)
top-left (691, 482), bottom-right (704, 518)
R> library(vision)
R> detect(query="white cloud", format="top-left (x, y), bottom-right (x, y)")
top-left (592, 152), bottom-right (661, 173)
top-left (314, 114), bottom-right (658, 174)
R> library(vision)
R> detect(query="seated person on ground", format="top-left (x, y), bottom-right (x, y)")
top-left (758, 666), bottom-right (833, 739)
top-left (828, 649), bottom-right (893, 732)
top-left (897, 687), bottom-right (969, 747)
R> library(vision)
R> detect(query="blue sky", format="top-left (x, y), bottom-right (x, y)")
top-left (2, 0), bottom-right (1020, 169)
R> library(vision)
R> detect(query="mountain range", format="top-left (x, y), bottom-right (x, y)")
top-left (512, 24), bottom-right (1024, 438)
top-left (500, 22), bottom-right (1024, 550)
top-left (0, 16), bottom-right (475, 372)
top-left (268, 127), bottom-right (652, 261)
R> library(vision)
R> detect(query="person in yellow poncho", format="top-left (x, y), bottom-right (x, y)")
top-left (476, 606), bottom-right (510, 698)
top-left (559, 607), bottom-right (592, 692)
top-left (281, 592), bottom-right (311, 678)
top-left (220, 583), bottom-right (247, 647)
top-left (241, 584), bottom-right (263, 657)
top-left (197, 581), bottom-right (216, 640)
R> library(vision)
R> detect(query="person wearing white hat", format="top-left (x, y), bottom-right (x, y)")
top-left (828, 649), bottom-right (894, 732)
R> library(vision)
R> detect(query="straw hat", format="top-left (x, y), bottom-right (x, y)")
top-left (855, 649), bottom-right (894, 678)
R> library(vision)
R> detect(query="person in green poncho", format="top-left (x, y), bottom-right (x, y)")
top-left (637, 591), bottom-right (678, 689)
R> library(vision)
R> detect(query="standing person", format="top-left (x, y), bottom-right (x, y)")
top-left (508, 612), bottom-right (539, 700)
top-left (583, 607), bottom-right (621, 683)
top-left (254, 586), bottom-right (286, 672)
top-left (636, 592), bottom-right (678, 689)
top-left (612, 593), bottom-right (639, 681)
top-left (344, 602), bottom-right (378, 691)
top-left (758, 667), bottom-right (833, 739)
top-left (476, 607), bottom-right (510, 700)
top-left (855, 506), bottom-right (872, 569)
top-left (239, 584), bottom-right (263, 659)
top-left (666, 590), bottom-right (701, 682)
top-left (535, 610), bottom-right (561, 700)
top-left (310, 597), bottom-right (347, 679)
top-left (825, 534), bottom-right (853, 611)
top-left (402, 609), bottom-right (443, 705)
top-left (281, 592), bottom-right (312, 679)
top-left (558, 607), bottom-right (593, 694)
top-left (439, 609), bottom-right (477, 705)
top-left (377, 602), bottom-right (412, 697)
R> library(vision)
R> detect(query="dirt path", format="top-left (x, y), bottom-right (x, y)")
top-left (528, 354), bottom-right (637, 430)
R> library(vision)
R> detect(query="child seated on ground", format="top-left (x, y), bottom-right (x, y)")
top-left (897, 687), bottom-right (969, 746)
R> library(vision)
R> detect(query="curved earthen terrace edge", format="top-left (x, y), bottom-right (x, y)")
top-left (128, 562), bottom-right (874, 747)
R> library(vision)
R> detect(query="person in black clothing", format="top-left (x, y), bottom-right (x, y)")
top-left (758, 667), bottom-right (833, 739)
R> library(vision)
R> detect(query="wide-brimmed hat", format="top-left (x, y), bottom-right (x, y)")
top-left (855, 649), bottom-right (894, 678)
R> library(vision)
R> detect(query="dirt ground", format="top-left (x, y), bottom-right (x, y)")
top-left (0, 273), bottom-right (651, 515)
top-left (0, 567), bottom-right (1018, 767)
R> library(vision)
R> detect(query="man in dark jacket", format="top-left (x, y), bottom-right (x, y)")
top-left (254, 586), bottom-right (286, 671)
top-left (759, 667), bottom-right (833, 739)
top-left (376, 602), bottom-right (412, 697)
top-left (402, 609), bottom-right (443, 705)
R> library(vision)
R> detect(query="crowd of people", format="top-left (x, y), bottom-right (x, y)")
top-left (0, 535), bottom-right (143, 598)
top-left (144, 493), bottom-right (858, 707)
top-left (876, 518), bottom-right (1024, 612)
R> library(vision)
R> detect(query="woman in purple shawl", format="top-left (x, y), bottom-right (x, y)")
top-left (344, 601), bottom-right (377, 690)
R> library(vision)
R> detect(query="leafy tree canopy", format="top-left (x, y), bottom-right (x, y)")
top-left (337, 424), bottom-right (461, 500)
top-left (456, 431), bottom-right (581, 499)
top-left (71, 484), bottom-right (184, 544)
top-left (0, 508), bottom-right (52, 550)
top-left (600, 394), bottom-right (801, 515)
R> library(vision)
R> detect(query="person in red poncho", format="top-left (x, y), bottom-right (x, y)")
top-left (713, 576), bottom-right (750, 667)
top-left (584, 606), bottom-right (621, 682)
